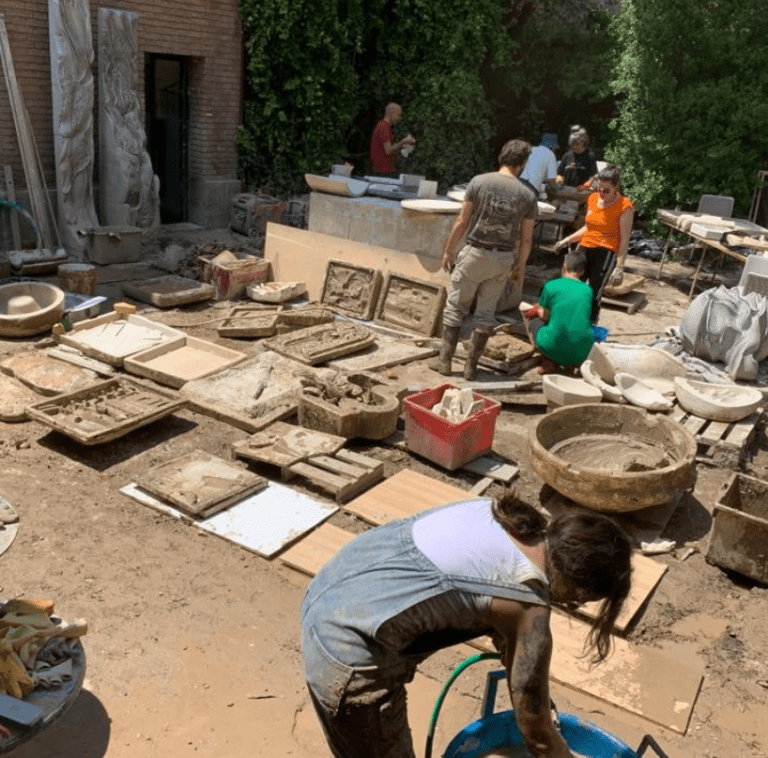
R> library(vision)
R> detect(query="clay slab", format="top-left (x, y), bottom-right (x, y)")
top-left (58, 312), bottom-right (185, 366)
top-left (375, 273), bottom-right (446, 336)
top-left (0, 373), bottom-right (41, 421)
top-left (217, 307), bottom-right (282, 338)
top-left (232, 421), bottom-right (346, 467)
top-left (400, 198), bottom-right (462, 213)
top-left (320, 259), bottom-right (381, 320)
top-left (121, 276), bottom-right (215, 308)
top-left (135, 450), bottom-right (267, 517)
top-left (0, 353), bottom-right (99, 396)
top-left (265, 322), bottom-right (375, 366)
top-left (327, 334), bottom-right (436, 372)
top-left (124, 336), bottom-right (248, 389)
top-left (121, 481), bottom-right (337, 557)
top-left (25, 377), bottom-right (185, 445)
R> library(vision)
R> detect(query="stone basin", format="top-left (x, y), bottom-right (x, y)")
top-left (529, 404), bottom-right (697, 512)
top-left (674, 376), bottom-right (762, 422)
top-left (298, 373), bottom-right (403, 440)
top-left (0, 282), bottom-right (65, 337)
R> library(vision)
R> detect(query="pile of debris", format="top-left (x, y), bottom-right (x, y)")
top-left (430, 387), bottom-right (484, 423)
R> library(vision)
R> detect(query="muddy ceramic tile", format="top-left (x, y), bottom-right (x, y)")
top-left (375, 274), bottom-right (445, 336)
top-left (265, 322), bottom-right (375, 366)
top-left (0, 353), bottom-right (99, 396)
top-left (122, 275), bottom-right (215, 308)
top-left (320, 259), bottom-right (381, 320)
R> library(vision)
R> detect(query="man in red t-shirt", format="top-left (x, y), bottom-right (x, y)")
top-left (370, 102), bottom-right (416, 176)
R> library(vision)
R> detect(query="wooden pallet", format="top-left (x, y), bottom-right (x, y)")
top-left (285, 449), bottom-right (384, 503)
top-left (669, 402), bottom-right (763, 467)
top-left (601, 289), bottom-right (647, 314)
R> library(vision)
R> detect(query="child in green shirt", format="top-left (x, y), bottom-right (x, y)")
top-left (524, 250), bottom-right (595, 374)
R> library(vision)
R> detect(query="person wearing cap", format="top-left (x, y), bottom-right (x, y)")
top-left (556, 125), bottom-right (598, 189)
top-left (520, 132), bottom-right (559, 198)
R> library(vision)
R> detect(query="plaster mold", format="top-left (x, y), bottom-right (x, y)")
top-left (0, 282), bottom-right (66, 337)
top-left (615, 372), bottom-right (674, 412)
top-left (674, 376), bottom-right (762, 422)
top-left (530, 404), bottom-right (697, 512)
top-left (98, 9), bottom-right (160, 238)
top-left (542, 375), bottom-right (602, 407)
top-left (48, 0), bottom-right (100, 255)
top-left (579, 359), bottom-right (625, 404)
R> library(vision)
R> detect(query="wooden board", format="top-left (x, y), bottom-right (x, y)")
top-left (344, 468), bottom-right (469, 524)
top-left (469, 614), bottom-right (702, 734)
top-left (264, 224), bottom-right (449, 302)
top-left (287, 450), bottom-right (384, 503)
top-left (601, 290), bottom-right (647, 315)
top-left (279, 522), bottom-right (356, 575)
top-left (669, 401), bottom-right (763, 467)
top-left (3, 165), bottom-right (21, 249)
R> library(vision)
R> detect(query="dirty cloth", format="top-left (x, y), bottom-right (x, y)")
top-left (678, 285), bottom-right (768, 380)
top-left (301, 499), bottom-right (549, 758)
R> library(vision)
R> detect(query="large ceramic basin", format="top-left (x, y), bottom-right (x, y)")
top-left (530, 404), bottom-right (697, 512)
top-left (0, 282), bottom-right (65, 337)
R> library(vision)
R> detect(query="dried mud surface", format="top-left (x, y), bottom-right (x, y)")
top-left (0, 231), bottom-right (765, 757)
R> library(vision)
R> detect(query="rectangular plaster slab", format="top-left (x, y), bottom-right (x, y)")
top-left (121, 276), bottom-right (214, 308)
top-left (124, 336), bottom-right (248, 389)
top-left (25, 377), bottom-right (185, 445)
top-left (320, 259), bottom-right (381, 320)
top-left (264, 322), bottom-right (375, 366)
top-left (180, 351), bottom-right (314, 423)
top-left (134, 450), bottom-right (267, 518)
top-left (57, 311), bottom-right (185, 366)
top-left (120, 481), bottom-right (337, 558)
top-left (375, 273), bottom-right (446, 336)
top-left (217, 307), bottom-right (283, 338)
top-left (327, 333), bottom-right (437, 372)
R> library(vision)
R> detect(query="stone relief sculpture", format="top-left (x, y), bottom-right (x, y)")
top-left (98, 9), bottom-right (160, 238)
top-left (48, 0), bottom-right (100, 255)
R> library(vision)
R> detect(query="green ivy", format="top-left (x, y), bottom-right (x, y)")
top-left (607, 0), bottom-right (768, 223)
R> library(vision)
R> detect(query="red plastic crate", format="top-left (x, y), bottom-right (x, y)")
top-left (403, 384), bottom-right (501, 470)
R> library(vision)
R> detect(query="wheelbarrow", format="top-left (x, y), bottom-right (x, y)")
top-left (426, 653), bottom-right (671, 758)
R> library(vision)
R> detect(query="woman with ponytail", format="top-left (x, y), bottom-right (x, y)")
top-left (301, 491), bottom-right (632, 758)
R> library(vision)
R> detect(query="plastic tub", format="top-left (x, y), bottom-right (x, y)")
top-left (403, 384), bottom-right (500, 470)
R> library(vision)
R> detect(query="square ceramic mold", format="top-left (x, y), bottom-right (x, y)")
top-left (57, 312), bottom-right (185, 366)
top-left (124, 336), bottom-right (248, 389)
top-left (121, 276), bottom-right (215, 308)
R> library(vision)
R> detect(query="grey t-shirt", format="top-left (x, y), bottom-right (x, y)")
top-left (465, 171), bottom-right (537, 251)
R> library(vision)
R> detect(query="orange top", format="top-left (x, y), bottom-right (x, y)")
top-left (579, 192), bottom-right (634, 252)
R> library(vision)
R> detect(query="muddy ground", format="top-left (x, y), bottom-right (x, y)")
top-left (1, 225), bottom-right (767, 758)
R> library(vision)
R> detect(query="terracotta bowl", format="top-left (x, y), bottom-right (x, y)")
top-left (529, 404), bottom-right (697, 512)
top-left (0, 282), bottom-right (65, 337)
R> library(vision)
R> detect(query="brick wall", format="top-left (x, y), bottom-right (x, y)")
top-left (0, 0), bottom-right (243, 229)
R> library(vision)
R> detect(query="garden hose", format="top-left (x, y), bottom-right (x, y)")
top-left (424, 652), bottom-right (501, 758)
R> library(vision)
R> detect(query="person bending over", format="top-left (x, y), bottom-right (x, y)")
top-left (554, 164), bottom-right (634, 324)
top-left (524, 250), bottom-right (595, 375)
top-left (301, 491), bottom-right (632, 758)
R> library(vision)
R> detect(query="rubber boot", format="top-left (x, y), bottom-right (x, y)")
top-left (463, 331), bottom-right (490, 381)
top-left (428, 325), bottom-right (461, 376)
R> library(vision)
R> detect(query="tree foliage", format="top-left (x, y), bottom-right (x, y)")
top-left (236, 0), bottom-right (619, 194)
top-left (607, 0), bottom-right (768, 220)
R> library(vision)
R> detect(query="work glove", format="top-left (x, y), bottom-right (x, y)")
top-left (609, 266), bottom-right (624, 286)
top-left (524, 306), bottom-right (539, 320)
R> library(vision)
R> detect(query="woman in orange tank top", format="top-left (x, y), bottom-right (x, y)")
top-left (554, 165), bottom-right (634, 324)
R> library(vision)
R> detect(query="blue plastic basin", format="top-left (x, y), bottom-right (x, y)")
top-left (442, 710), bottom-right (638, 758)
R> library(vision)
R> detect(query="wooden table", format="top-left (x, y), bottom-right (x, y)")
top-left (656, 209), bottom-right (768, 297)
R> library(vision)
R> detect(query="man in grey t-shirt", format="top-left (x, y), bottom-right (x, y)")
top-left (431, 139), bottom-right (537, 380)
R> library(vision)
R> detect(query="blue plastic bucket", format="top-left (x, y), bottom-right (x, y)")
top-left (442, 710), bottom-right (638, 758)
top-left (592, 325), bottom-right (609, 343)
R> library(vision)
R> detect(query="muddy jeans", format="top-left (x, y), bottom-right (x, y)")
top-left (443, 243), bottom-right (517, 333)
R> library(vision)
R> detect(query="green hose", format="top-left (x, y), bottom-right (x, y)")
top-left (424, 652), bottom-right (501, 758)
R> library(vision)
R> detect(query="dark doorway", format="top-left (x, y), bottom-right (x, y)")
top-left (146, 55), bottom-right (189, 223)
